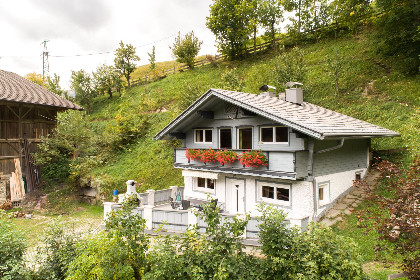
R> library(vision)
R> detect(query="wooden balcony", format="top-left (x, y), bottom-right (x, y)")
top-left (174, 148), bottom-right (309, 180)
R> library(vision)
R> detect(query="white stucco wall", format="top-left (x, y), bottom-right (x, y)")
top-left (183, 171), bottom-right (313, 220)
top-left (314, 167), bottom-right (367, 217)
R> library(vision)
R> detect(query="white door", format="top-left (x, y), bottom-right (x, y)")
top-left (227, 178), bottom-right (245, 214)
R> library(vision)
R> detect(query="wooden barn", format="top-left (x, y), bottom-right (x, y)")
top-left (0, 70), bottom-right (82, 202)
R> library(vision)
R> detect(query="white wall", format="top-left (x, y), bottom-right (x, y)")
top-left (183, 171), bottom-right (313, 219)
top-left (314, 167), bottom-right (367, 217)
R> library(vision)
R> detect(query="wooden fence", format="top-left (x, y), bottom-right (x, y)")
top-left (129, 38), bottom-right (281, 88)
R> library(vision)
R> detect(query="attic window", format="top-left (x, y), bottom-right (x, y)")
top-left (260, 126), bottom-right (288, 143)
top-left (194, 129), bottom-right (212, 143)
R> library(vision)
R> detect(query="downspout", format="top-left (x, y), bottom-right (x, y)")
top-left (308, 138), bottom-right (345, 222)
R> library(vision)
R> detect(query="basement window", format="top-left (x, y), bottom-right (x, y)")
top-left (260, 126), bottom-right (288, 143)
top-left (318, 182), bottom-right (330, 207)
top-left (194, 129), bottom-right (212, 143)
top-left (196, 177), bottom-right (215, 191)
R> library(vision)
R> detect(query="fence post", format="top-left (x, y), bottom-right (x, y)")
top-left (143, 205), bottom-right (154, 230)
top-left (146, 189), bottom-right (155, 206)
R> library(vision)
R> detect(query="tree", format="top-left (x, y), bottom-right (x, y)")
top-left (114, 41), bottom-right (140, 88)
top-left (47, 73), bottom-right (68, 98)
top-left (170, 31), bottom-right (202, 69)
top-left (259, 0), bottom-right (284, 47)
top-left (326, 47), bottom-right (345, 95)
top-left (24, 72), bottom-right (43, 86)
top-left (148, 45), bottom-right (156, 71)
top-left (70, 69), bottom-right (94, 113)
top-left (374, 0), bottom-right (420, 74)
top-left (93, 64), bottom-right (120, 98)
top-left (207, 0), bottom-right (255, 59)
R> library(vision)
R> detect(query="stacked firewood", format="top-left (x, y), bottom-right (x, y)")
top-left (10, 158), bottom-right (25, 201)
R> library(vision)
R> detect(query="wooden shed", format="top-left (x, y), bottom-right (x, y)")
top-left (0, 70), bottom-right (82, 200)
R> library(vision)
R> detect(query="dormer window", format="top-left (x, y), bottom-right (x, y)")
top-left (260, 126), bottom-right (288, 144)
top-left (194, 129), bottom-right (212, 143)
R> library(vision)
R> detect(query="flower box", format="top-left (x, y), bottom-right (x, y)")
top-left (239, 150), bottom-right (268, 168)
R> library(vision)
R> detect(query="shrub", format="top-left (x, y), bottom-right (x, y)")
top-left (66, 233), bottom-right (135, 280)
top-left (0, 211), bottom-right (27, 280)
top-left (105, 194), bottom-right (149, 279)
top-left (144, 198), bottom-right (260, 279)
top-left (257, 204), bottom-right (367, 280)
top-left (35, 218), bottom-right (79, 280)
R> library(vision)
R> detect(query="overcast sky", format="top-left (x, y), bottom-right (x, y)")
top-left (0, 0), bottom-right (218, 89)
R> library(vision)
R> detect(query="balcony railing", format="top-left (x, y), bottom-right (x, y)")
top-left (174, 148), bottom-right (303, 179)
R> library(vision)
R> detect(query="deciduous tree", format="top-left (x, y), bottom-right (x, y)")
top-left (148, 45), bottom-right (156, 71)
top-left (170, 31), bottom-right (202, 69)
top-left (207, 0), bottom-right (255, 59)
top-left (70, 69), bottom-right (94, 112)
top-left (93, 64), bottom-right (120, 98)
top-left (114, 41), bottom-right (140, 88)
top-left (259, 0), bottom-right (284, 46)
top-left (24, 72), bottom-right (43, 86)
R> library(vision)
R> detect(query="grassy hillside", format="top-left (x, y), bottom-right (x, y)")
top-left (86, 31), bottom-right (418, 196)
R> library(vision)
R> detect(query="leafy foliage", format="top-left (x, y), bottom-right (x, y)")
top-left (148, 45), bottom-right (156, 71)
top-left (114, 41), bottom-right (140, 88)
top-left (93, 64), bottom-right (120, 98)
top-left (170, 31), bottom-right (202, 69)
top-left (374, 0), bottom-right (420, 74)
top-left (71, 69), bottom-right (94, 112)
top-left (24, 72), bottom-right (43, 86)
top-left (207, 0), bottom-right (255, 59)
top-left (257, 204), bottom-right (367, 279)
top-left (33, 110), bottom-right (103, 185)
top-left (0, 211), bottom-right (26, 280)
top-left (144, 199), bottom-right (258, 280)
top-left (47, 73), bottom-right (69, 98)
top-left (34, 218), bottom-right (79, 280)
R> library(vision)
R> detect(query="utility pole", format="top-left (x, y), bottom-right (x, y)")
top-left (41, 40), bottom-right (50, 86)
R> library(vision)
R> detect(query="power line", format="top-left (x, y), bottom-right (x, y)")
top-left (50, 33), bottom-right (177, 58)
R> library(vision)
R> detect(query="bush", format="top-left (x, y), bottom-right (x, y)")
top-left (0, 211), bottom-right (27, 280)
top-left (66, 233), bottom-right (135, 280)
top-left (34, 218), bottom-right (79, 280)
top-left (145, 199), bottom-right (260, 279)
top-left (257, 204), bottom-right (367, 280)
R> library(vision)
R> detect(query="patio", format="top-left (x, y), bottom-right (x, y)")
top-left (103, 182), bottom-right (307, 240)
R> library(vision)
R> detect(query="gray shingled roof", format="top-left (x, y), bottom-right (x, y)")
top-left (0, 70), bottom-right (83, 110)
top-left (154, 88), bottom-right (400, 140)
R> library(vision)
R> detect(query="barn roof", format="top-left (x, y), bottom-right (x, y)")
top-left (154, 88), bottom-right (400, 140)
top-left (0, 70), bottom-right (83, 110)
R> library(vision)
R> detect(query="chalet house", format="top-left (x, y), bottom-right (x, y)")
top-left (0, 70), bottom-right (82, 200)
top-left (154, 88), bottom-right (399, 223)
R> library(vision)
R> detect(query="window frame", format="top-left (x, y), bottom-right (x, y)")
top-left (237, 126), bottom-right (253, 149)
top-left (194, 177), bottom-right (216, 193)
top-left (257, 180), bottom-right (291, 207)
top-left (218, 127), bottom-right (232, 149)
top-left (318, 182), bottom-right (330, 207)
top-left (194, 128), bottom-right (213, 144)
top-left (259, 126), bottom-right (289, 144)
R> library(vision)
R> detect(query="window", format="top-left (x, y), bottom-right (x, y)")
top-left (355, 172), bottom-right (362, 181)
top-left (219, 128), bottom-right (232, 149)
top-left (197, 177), bottom-right (215, 190)
top-left (258, 182), bottom-right (290, 206)
top-left (238, 127), bottom-right (252, 149)
top-left (260, 126), bottom-right (288, 143)
top-left (194, 129), bottom-right (212, 143)
top-left (318, 182), bottom-right (330, 207)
